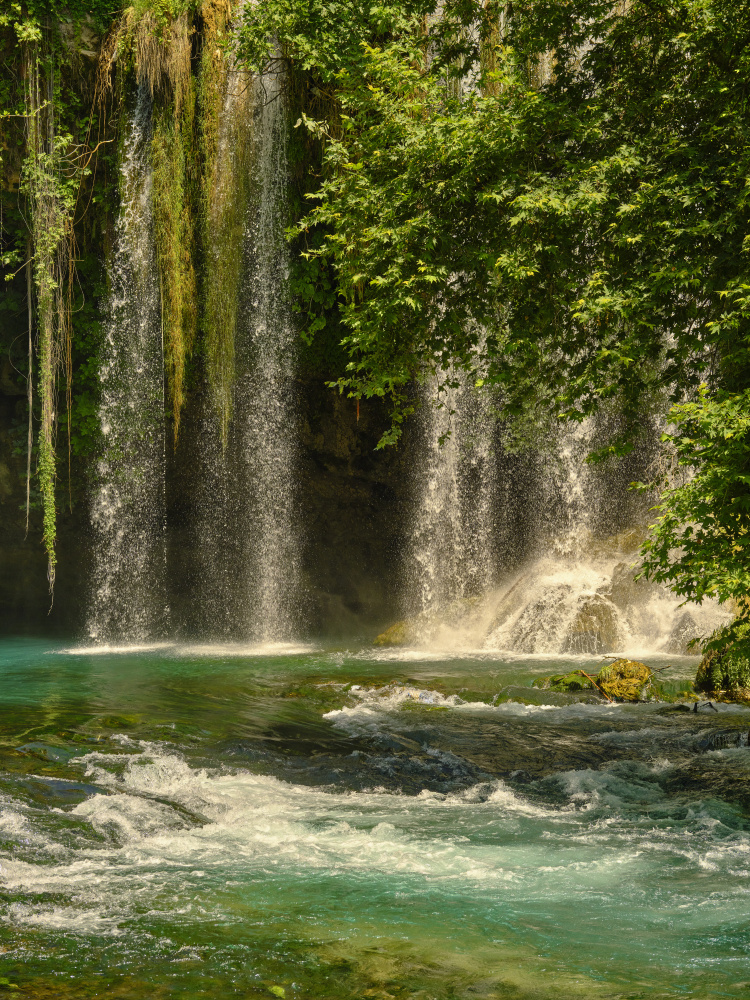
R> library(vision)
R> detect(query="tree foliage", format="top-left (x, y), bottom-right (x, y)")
top-left (272, 1), bottom-right (750, 438)
top-left (237, 0), bottom-right (750, 634)
top-left (641, 388), bottom-right (750, 622)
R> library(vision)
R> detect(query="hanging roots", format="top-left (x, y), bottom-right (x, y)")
top-left (122, 7), bottom-right (192, 115)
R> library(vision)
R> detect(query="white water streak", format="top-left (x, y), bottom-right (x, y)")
top-left (409, 373), bottom-right (496, 614)
top-left (238, 71), bottom-right (300, 639)
top-left (86, 85), bottom-right (167, 643)
top-left (195, 66), bottom-right (300, 641)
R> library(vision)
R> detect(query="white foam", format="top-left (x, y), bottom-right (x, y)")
top-left (56, 642), bottom-right (175, 655)
top-left (176, 642), bottom-right (315, 657)
top-left (4, 744), bottom-right (750, 938)
top-left (4, 901), bottom-right (123, 935)
top-left (323, 683), bottom-right (629, 732)
top-left (357, 647), bottom-right (458, 662)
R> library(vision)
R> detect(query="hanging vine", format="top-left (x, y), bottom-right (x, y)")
top-left (20, 21), bottom-right (77, 594)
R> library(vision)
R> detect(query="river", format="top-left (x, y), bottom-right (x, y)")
top-left (1, 638), bottom-right (749, 998)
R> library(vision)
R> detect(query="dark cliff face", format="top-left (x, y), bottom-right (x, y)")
top-left (294, 379), bottom-right (411, 637)
top-left (0, 372), bottom-right (410, 639)
top-left (164, 374), bottom-right (413, 642)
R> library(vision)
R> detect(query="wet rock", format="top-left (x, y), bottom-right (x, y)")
top-left (695, 729), bottom-right (750, 751)
top-left (606, 561), bottom-right (662, 611)
top-left (534, 658), bottom-right (654, 701)
top-left (664, 611), bottom-right (706, 655)
top-left (562, 594), bottom-right (621, 654)
top-left (374, 620), bottom-right (414, 646)
top-left (16, 742), bottom-right (76, 763)
top-left (588, 527), bottom-right (648, 559)
top-left (532, 670), bottom-right (597, 693)
top-left (57, 18), bottom-right (102, 61)
top-left (496, 583), bottom-right (575, 653)
top-left (373, 594), bottom-right (486, 646)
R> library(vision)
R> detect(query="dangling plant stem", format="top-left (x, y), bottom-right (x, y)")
top-left (21, 27), bottom-right (77, 595)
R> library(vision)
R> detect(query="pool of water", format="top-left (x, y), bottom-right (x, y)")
top-left (1, 637), bottom-right (749, 998)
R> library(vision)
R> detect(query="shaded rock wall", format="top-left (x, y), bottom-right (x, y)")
top-left (0, 373), bottom-right (412, 638)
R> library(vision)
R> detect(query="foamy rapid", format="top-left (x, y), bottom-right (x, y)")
top-left (3, 739), bottom-right (749, 940)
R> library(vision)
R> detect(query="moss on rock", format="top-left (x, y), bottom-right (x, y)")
top-left (597, 658), bottom-right (653, 701)
top-left (533, 671), bottom-right (597, 693)
top-left (562, 595), bottom-right (621, 654)
top-left (534, 658), bottom-right (654, 701)
top-left (695, 621), bottom-right (750, 697)
top-left (374, 620), bottom-right (414, 646)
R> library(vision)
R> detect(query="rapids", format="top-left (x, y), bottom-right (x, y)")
top-left (1, 638), bottom-right (749, 999)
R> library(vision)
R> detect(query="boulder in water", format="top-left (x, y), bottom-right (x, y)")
top-left (532, 671), bottom-right (597, 693)
top-left (534, 658), bottom-right (653, 701)
top-left (374, 620), bottom-right (414, 646)
top-left (605, 561), bottom-right (663, 611)
top-left (596, 658), bottom-right (653, 700)
top-left (562, 594), bottom-right (621, 654)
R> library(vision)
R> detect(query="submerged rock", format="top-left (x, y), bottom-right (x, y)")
top-left (533, 671), bottom-right (597, 693)
top-left (604, 561), bottom-right (664, 612)
top-left (533, 658), bottom-right (654, 701)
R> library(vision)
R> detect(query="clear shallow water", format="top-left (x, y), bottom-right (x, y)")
top-left (1, 639), bottom-right (750, 999)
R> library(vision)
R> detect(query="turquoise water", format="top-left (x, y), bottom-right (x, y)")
top-left (1, 638), bottom-right (750, 999)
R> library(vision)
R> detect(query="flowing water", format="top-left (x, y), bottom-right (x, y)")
top-left (86, 86), bottom-right (168, 644)
top-left (194, 65), bottom-right (300, 641)
top-left (237, 70), bottom-right (299, 640)
top-left (2, 637), bottom-right (749, 999)
top-left (403, 404), bottom-right (729, 656)
top-left (409, 374), bottom-right (496, 613)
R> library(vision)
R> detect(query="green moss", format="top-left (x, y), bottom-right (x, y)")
top-left (198, 4), bottom-right (252, 444)
top-left (374, 620), bottom-right (414, 646)
top-left (532, 671), bottom-right (596, 693)
top-left (152, 100), bottom-right (197, 442)
top-left (695, 620), bottom-right (750, 695)
top-left (596, 659), bottom-right (653, 701)
top-left (534, 659), bottom-right (656, 702)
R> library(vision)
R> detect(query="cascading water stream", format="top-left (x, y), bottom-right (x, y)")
top-left (85, 85), bottom-right (168, 644)
top-left (408, 371), bottom-right (496, 616)
top-left (237, 71), bottom-right (299, 640)
top-left (402, 407), bottom-right (731, 654)
top-left (194, 65), bottom-right (300, 642)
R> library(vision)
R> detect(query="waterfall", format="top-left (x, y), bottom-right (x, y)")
top-left (194, 66), bottom-right (300, 642)
top-left (237, 70), bottom-right (299, 639)
top-left (86, 85), bottom-right (168, 643)
top-left (408, 372), bottom-right (496, 615)
top-left (396, 404), bottom-right (732, 655)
